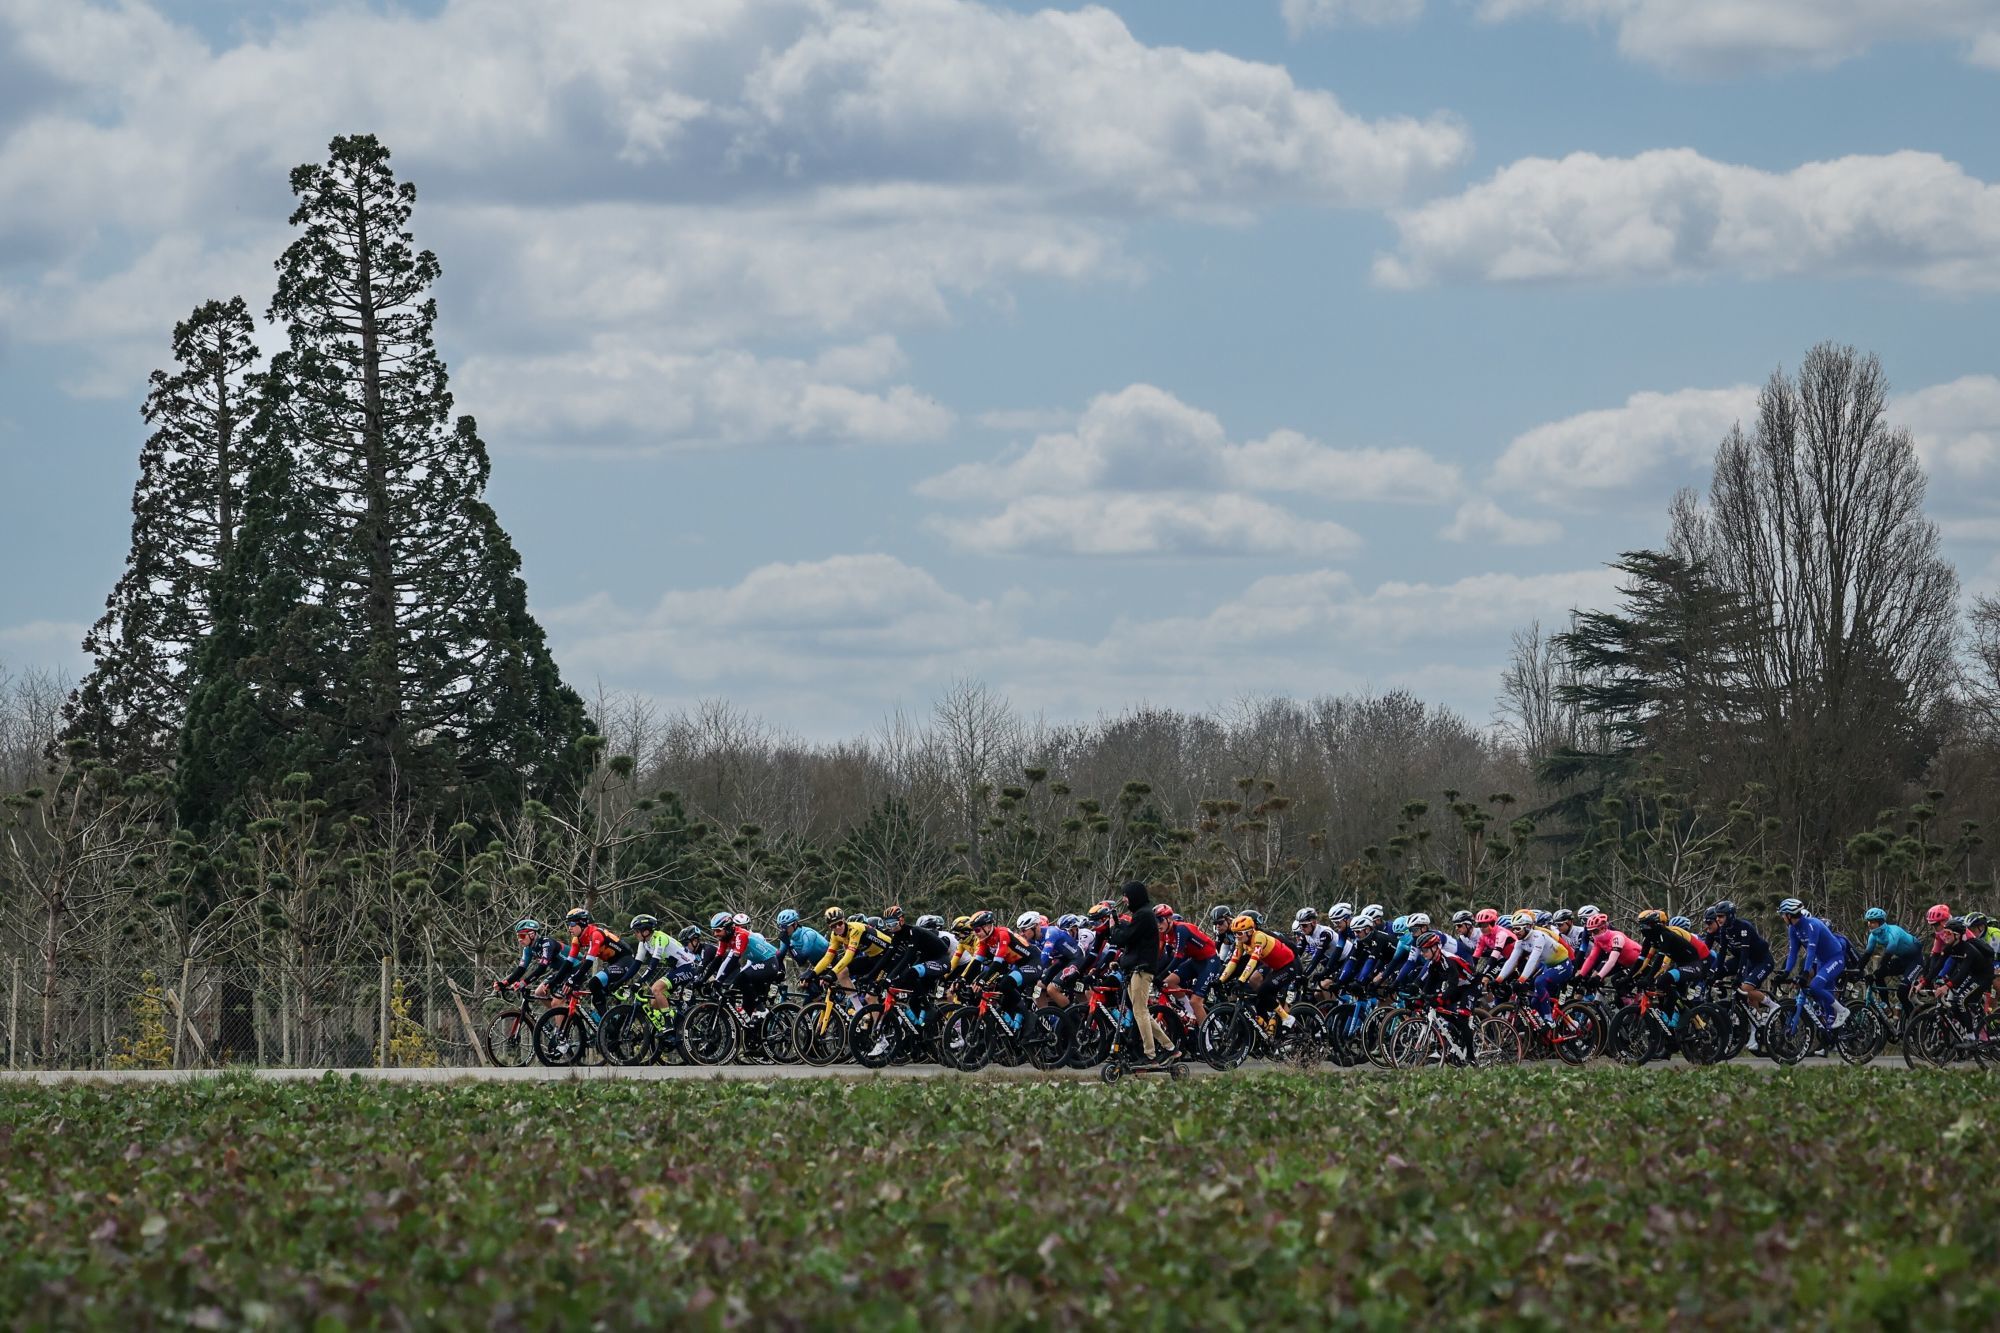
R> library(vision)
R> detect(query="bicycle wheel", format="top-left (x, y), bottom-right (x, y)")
top-left (1679, 1003), bottom-right (1730, 1067)
top-left (1386, 1017), bottom-right (1436, 1068)
top-left (1762, 1008), bottom-right (1815, 1066)
top-left (1199, 1004), bottom-right (1254, 1071)
top-left (1604, 1008), bottom-right (1657, 1066)
top-left (1024, 1009), bottom-right (1070, 1070)
top-left (1551, 1006), bottom-right (1602, 1065)
top-left (535, 1009), bottom-right (589, 1066)
top-left (1476, 1015), bottom-right (1522, 1066)
top-left (848, 1009), bottom-right (901, 1068)
top-left (795, 1002), bottom-right (850, 1066)
top-left (1834, 1007), bottom-right (1881, 1066)
top-left (679, 1000), bottom-right (740, 1066)
top-left (599, 1003), bottom-right (656, 1066)
top-left (1362, 1005), bottom-right (1404, 1069)
top-left (1901, 1009), bottom-right (1951, 1069)
top-left (939, 1007), bottom-right (991, 1071)
top-left (759, 1003), bottom-right (802, 1065)
top-left (1064, 1008), bottom-right (1116, 1069)
top-left (483, 1008), bottom-right (535, 1068)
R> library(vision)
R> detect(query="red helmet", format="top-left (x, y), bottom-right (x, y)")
top-left (1475, 908), bottom-right (1499, 926)
top-left (1926, 903), bottom-right (1953, 926)
top-left (1586, 912), bottom-right (1609, 932)
top-left (1152, 903), bottom-right (1176, 919)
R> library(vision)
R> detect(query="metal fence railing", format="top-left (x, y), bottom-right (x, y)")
top-left (1, 956), bottom-right (492, 1071)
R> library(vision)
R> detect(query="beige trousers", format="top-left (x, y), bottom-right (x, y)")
top-left (1127, 970), bottom-right (1173, 1058)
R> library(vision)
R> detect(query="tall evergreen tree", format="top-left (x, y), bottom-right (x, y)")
top-left (63, 298), bottom-right (259, 773)
top-left (183, 133), bottom-right (588, 824)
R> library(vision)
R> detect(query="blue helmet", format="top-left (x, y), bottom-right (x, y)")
top-left (709, 911), bottom-right (732, 931)
top-left (1778, 897), bottom-right (1805, 917)
top-left (1669, 915), bottom-right (1692, 930)
top-left (1863, 907), bottom-right (1887, 924)
top-left (1390, 915), bottom-right (1409, 935)
top-left (511, 918), bottom-right (541, 936)
top-left (1057, 913), bottom-right (1083, 932)
top-left (775, 908), bottom-right (800, 929)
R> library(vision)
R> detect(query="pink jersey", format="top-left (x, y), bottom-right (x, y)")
top-left (1581, 928), bottom-right (1642, 977)
top-left (1474, 924), bottom-right (1518, 961)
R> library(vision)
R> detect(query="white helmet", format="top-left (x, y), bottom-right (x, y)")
top-left (1014, 911), bottom-right (1046, 933)
top-left (1359, 903), bottom-right (1384, 923)
top-left (1405, 912), bottom-right (1432, 931)
top-left (1506, 911), bottom-right (1536, 933)
top-left (1293, 907), bottom-right (1318, 926)
top-left (1328, 901), bottom-right (1353, 921)
top-left (1577, 904), bottom-right (1600, 922)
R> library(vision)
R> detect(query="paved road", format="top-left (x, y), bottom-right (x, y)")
top-left (0, 1055), bottom-right (1869, 1085)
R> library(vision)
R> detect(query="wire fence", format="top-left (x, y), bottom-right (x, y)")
top-left (1, 955), bottom-right (505, 1071)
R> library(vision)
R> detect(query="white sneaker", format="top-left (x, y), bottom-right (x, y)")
top-left (1759, 997), bottom-right (1780, 1016)
top-left (1831, 1003), bottom-right (1850, 1030)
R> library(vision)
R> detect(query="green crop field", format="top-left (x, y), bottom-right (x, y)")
top-left (2, 1069), bottom-right (1996, 1330)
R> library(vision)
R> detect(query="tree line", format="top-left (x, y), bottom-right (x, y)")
top-left (2, 133), bottom-right (1995, 1063)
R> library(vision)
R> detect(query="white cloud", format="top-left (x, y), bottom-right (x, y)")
top-left (1476, 0), bottom-right (2000, 77)
top-left (918, 383), bottom-right (1457, 556)
top-left (1897, 374), bottom-right (2000, 480)
top-left (1439, 497), bottom-right (1563, 546)
top-left (1941, 516), bottom-right (2000, 542)
top-left (0, 620), bottom-right (87, 675)
top-left (1375, 149), bottom-right (2000, 291)
top-left (947, 492), bottom-right (1363, 557)
top-left (459, 335), bottom-right (952, 453)
top-left (1283, 0), bottom-right (1427, 35)
top-left (1493, 385), bottom-right (1756, 504)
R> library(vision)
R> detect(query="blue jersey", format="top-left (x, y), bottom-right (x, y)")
top-left (745, 932), bottom-right (780, 964)
top-left (1708, 917), bottom-right (1772, 974)
top-left (1036, 926), bottom-right (1082, 970)
top-left (1784, 915), bottom-right (1844, 973)
top-left (1861, 923), bottom-right (1920, 968)
top-left (781, 926), bottom-right (829, 967)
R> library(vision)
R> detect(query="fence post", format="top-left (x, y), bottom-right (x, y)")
top-left (7, 957), bottom-right (18, 1071)
top-left (173, 956), bottom-right (192, 1070)
top-left (378, 955), bottom-right (391, 1069)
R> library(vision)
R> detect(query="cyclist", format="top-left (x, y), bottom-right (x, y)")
top-left (625, 914), bottom-right (697, 1014)
top-left (1293, 908), bottom-right (1337, 974)
top-left (1340, 913), bottom-right (1397, 990)
top-left (495, 918), bottom-right (561, 996)
top-left (1207, 905), bottom-right (1237, 967)
top-left (880, 913), bottom-right (954, 1018)
top-left (561, 907), bottom-right (635, 1016)
top-left (1501, 911), bottom-right (1574, 1020)
top-left (966, 910), bottom-right (1036, 1026)
top-left (1701, 900), bottom-right (1775, 1017)
top-left (1219, 912), bottom-right (1298, 1030)
top-left (705, 911), bottom-right (782, 1012)
top-left (773, 909), bottom-right (829, 978)
top-left (1631, 908), bottom-right (1709, 1021)
top-left (1919, 917), bottom-right (1994, 1036)
top-left (1028, 911), bottom-right (1085, 1013)
top-left (816, 908), bottom-right (893, 1008)
top-left (1551, 908), bottom-right (1587, 959)
top-left (1448, 910), bottom-right (1481, 959)
top-left (1472, 908), bottom-right (1517, 979)
top-left (1415, 931), bottom-right (1478, 1063)
top-left (1778, 898), bottom-right (1848, 1032)
top-left (1855, 907), bottom-right (1923, 1010)
top-left (1578, 912), bottom-right (1642, 989)
top-left (1161, 907), bottom-right (1222, 1025)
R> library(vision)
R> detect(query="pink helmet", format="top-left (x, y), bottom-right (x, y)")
top-left (1475, 908), bottom-right (1499, 926)
top-left (1926, 903), bottom-right (1953, 926)
top-left (1586, 912), bottom-right (1609, 931)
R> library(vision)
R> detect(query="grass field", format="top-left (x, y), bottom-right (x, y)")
top-left (3, 1068), bottom-right (1996, 1330)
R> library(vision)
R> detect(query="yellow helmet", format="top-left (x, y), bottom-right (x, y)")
top-left (1637, 908), bottom-right (1668, 928)
top-left (824, 906), bottom-right (847, 924)
top-left (1229, 913), bottom-right (1257, 934)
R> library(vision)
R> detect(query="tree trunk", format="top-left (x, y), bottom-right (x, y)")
top-left (38, 890), bottom-right (63, 1067)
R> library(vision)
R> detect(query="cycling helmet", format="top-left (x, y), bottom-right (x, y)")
top-left (882, 905), bottom-right (903, 922)
top-left (1209, 905), bottom-right (1235, 927)
top-left (1942, 916), bottom-right (1967, 934)
top-left (1863, 907), bottom-right (1887, 925)
top-left (1405, 912), bottom-right (1432, 931)
top-left (1637, 908), bottom-right (1668, 928)
top-left (1712, 900), bottom-right (1735, 919)
top-left (677, 925), bottom-right (702, 945)
top-left (1585, 912), bottom-right (1609, 931)
top-left (951, 915), bottom-right (973, 932)
top-left (1015, 911), bottom-right (1045, 933)
top-left (1777, 898), bottom-right (1805, 918)
top-left (1418, 931), bottom-right (1448, 952)
top-left (1360, 903), bottom-right (1384, 921)
top-left (1057, 913), bottom-right (1084, 932)
top-left (564, 907), bottom-right (591, 927)
top-left (824, 906), bottom-right (848, 925)
top-left (1533, 911), bottom-right (1552, 927)
top-left (1926, 903), bottom-right (1953, 926)
top-left (1451, 910), bottom-right (1475, 928)
top-left (512, 918), bottom-right (541, 936)
top-left (1294, 907), bottom-right (1318, 927)
top-left (731, 912), bottom-right (750, 929)
top-left (916, 914), bottom-right (945, 932)
top-left (1228, 913), bottom-right (1257, 934)
top-left (1390, 915), bottom-right (1409, 935)
top-left (1475, 908), bottom-right (1499, 926)
top-left (775, 909), bottom-right (800, 929)
top-left (629, 914), bottom-right (658, 934)
top-left (1669, 915), bottom-right (1692, 931)
top-left (1328, 902), bottom-right (1353, 921)
top-left (1353, 916), bottom-right (1377, 935)
top-left (1089, 900), bottom-right (1117, 922)
top-left (1243, 909), bottom-right (1265, 929)
top-left (1505, 911), bottom-right (1535, 933)
top-left (1701, 904), bottom-right (1725, 923)
top-left (1577, 904), bottom-right (1601, 922)
top-left (709, 911), bottom-right (732, 931)
top-left (1966, 912), bottom-right (1991, 934)
top-left (1551, 909), bottom-right (1573, 926)
top-left (1153, 903), bottom-right (1176, 920)
top-left (864, 917), bottom-right (889, 930)
top-left (969, 910), bottom-right (997, 931)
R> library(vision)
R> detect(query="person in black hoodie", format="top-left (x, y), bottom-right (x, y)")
top-left (1106, 881), bottom-right (1174, 1063)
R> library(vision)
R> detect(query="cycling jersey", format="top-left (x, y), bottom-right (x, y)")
top-left (1168, 922), bottom-right (1218, 963)
top-left (815, 919), bottom-right (891, 975)
top-left (569, 924), bottom-right (630, 967)
top-left (1782, 915), bottom-right (1844, 974)
top-left (1860, 923), bottom-right (1921, 972)
top-left (744, 932), bottom-right (780, 964)
top-left (1220, 931), bottom-right (1295, 981)
top-left (1499, 926), bottom-right (1572, 983)
top-left (1473, 924), bottom-right (1518, 963)
top-left (1341, 930), bottom-right (1397, 986)
top-left (1580, 928), bottom-right (1641, 978)
top-left (504, 936), bottom-right (563, 986)
top-left (778, 926), bottom-right (829, 969)
top-left (1927, 932), bottom-right (1996, 991)
top-left (1035, 926), bottom-right (1083, 971)
top-left (1638, 924), bottom-right (1704, 976)
top-left (1294, 924), bottom-right (1337, 968)
top-left (1707, 917), bottom-right (1772, 978)
top-left (973, 926), bottom-right (1030, 966)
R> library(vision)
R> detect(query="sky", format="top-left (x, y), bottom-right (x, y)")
top-left (1, 0), bottom-right (1997, 741)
